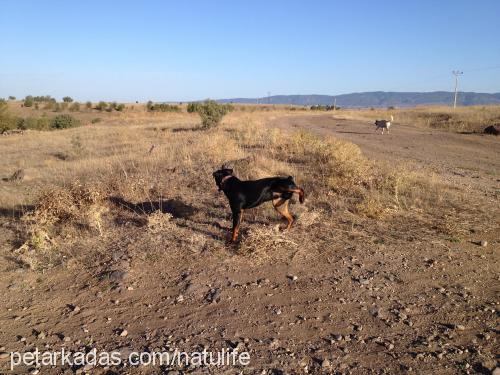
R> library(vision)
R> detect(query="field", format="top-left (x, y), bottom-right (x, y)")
top-left (0, 103), bottom-right (499, 374)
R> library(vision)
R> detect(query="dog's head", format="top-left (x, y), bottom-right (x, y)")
top-left (213, 166), bottom-right (234, 190)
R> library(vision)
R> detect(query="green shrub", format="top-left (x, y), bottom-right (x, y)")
top-left (91, 118), bottom-right (101, 124)
top-left (187, 102), bottom-right (201, 113)
top-left (116, 103), bottom-right (125, 111)
top-left (24, 96), bottom-right (34, 107)
top-left (0, 100), bottom-right (19, 133)
top-left (36, 115), bottom-right (51, 130)
top-left (95, 101), bottom-right (107, 111)
top-left (17, 117), bottom-right (41, 130)
top-left (33, 95), bottom-right (54, 102)
top-left (146, 100), bottom-right (154, 111)
top-left (51, 114), bottom-right (80, 129)
top-left (196, 100), bottom-right (232, 129)
top-left (69, 102), bottom-right (81, 112)
top-left (147, 103), bottom-right (181, 112)
top-left (62, 96), bottom-right (73, 103)
top-left (85, 101), bottom-right (92, 109)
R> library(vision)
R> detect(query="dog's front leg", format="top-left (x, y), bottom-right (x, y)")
top-left (230, 209), bottom-right (243, 242)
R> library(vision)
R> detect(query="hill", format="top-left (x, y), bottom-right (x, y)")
top-left (218, 91), bottom-right (500, 107)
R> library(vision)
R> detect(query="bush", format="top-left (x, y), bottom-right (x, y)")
top-left (196, 100), bottom-right (232, 129)
top-left (91, 118), bottom-right (101, 124)
top-left (24, 96), bottom-right (34, 107)
top-left (0, 100), bottom-right (18, 133)
top-left (187, 102), bottom-right (201, 113)
top-left (51, 114), bottom-right (80, 129)
top-left (36, 115), bottom-right (51, 130)
top-left (310, 104), bottom-right (338, 111)
top-left (95, 101), bottom-right (107, 111)
top-left (147, 102), bottom-right (181, 112)
top-left (116, 103), bottom-right (125, 111)
top-left (85, 101), bottom-right (92, 109)
top-left (69, 102), bottom-right (80, 112)
top-left (33, 95), bottom-right (54, 102)
top-left (8, 96), bottom-right (16, 100)
top-left (62, 96), bottom-right (73, 103)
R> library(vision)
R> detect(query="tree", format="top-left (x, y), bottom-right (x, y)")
top-left (8, 96), bottom-right (16, 100)
top-left (24, 96), bottom-right (34, 107)
top-left (62, 96), bottom-right (73, 103)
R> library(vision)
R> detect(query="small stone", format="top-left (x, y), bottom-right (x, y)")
top-left (127, 286), bottom-right (134, 291)
top-left (491, 368), bottom-right (500, 375)
top-left (37, 331), bottom-right (46, 339)
top-left (119, 329), bottom-right (128, 337)
top-left (287, 275), bottom-right (298, 281)
top-left (480, 240), bottom-right (488, 247)
top-left (436, 352), bottom-right (444, 359)
top-left (0, 352), bottom-right (10, 359)
top-left (455, 324), bottom-right (465, 331)
top-left (30, 370), bottom-right (39, 375)
top-left (321, 359), bottom-right (331, 369)
top-left (176, 295), bottom-right (184, 303)
top-left (63, 336), bottom-right (71, 342)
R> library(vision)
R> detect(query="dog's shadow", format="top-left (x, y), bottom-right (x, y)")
top-left (108, 196), bottom-right (197, 219)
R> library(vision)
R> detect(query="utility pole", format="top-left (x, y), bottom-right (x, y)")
top-left (333, 97), bottom-right (337, 111)
top-left (267, 91), bottom-right (271, 105)
top-left (452, 70), bottom-right (463, 109)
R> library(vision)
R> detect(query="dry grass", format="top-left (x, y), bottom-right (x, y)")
top-left (0, 108), bottom-right (474, 270)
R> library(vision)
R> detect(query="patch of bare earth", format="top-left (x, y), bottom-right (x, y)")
top-left (0, 109), bottom-right (498, 374)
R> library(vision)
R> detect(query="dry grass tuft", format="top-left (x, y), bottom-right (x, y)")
top-left (147, 211), bottom-right (175, 233)
top-left (239, 226), bottom-right (298, 261)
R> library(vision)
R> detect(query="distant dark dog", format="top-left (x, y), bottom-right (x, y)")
top-left (213, 167), bottom-right (305, 243)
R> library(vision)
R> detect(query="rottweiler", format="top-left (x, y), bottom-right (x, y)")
top-left (213, 167), bottom-right (305, 243)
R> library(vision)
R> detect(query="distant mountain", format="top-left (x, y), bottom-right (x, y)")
top-left (217, 91), bottom-right (500, 107)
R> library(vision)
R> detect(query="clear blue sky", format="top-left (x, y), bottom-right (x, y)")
top-left (1, 0), bottom-right (499, 102)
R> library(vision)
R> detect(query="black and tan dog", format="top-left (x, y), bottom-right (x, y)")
top-left (213, 167), bottom-right (305, 242)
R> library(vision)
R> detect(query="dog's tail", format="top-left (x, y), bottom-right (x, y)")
top-left (287, 177), bottom-right (305, 203)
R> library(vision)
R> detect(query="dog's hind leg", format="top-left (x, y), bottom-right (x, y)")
top-left (273, 198), bottom-right (294, 230)
top-left (230, 210), bottom-right (243, 242)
